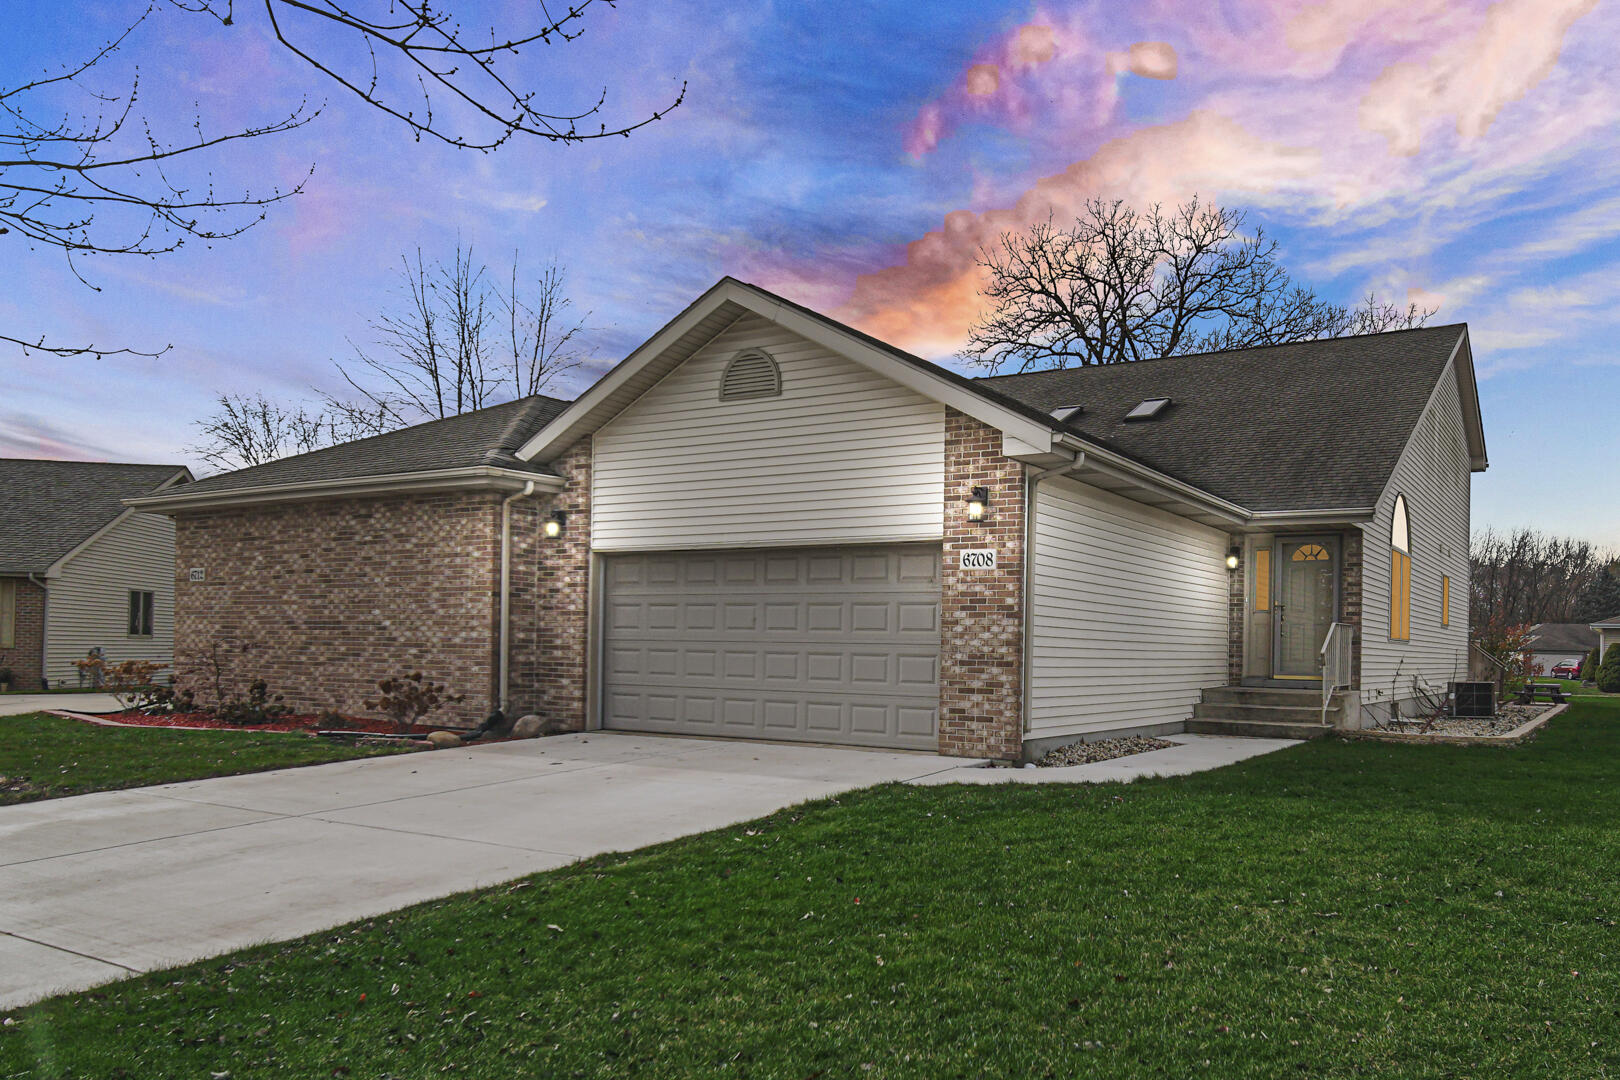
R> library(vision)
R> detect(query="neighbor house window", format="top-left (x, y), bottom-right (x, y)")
top-left (1390, 494), bottom-right (1411, 642)
top-left (128, 590), bottom-right (154, 637)
top-left (1441, 575), bottom-right (1451, 628)
top-left (1253, 548), bottom-right (1271, 612)
top-left (0, 579), bottom-right (15, 649)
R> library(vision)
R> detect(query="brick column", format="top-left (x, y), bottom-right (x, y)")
top-left (1341, 531), bottom-right (1363, 689)
top-left (0, 578), bottom-right (46, 690)
top-left (1227, 536), bottom-right (1245, 685)
top-left (938, 410), bottom-right (1024, 760)
top-left (512, 437), bottom-right (592, 731)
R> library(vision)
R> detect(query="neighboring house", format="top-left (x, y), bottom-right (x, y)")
top-left (1593, 615), bottom-right (1620, 665)
top-left (128, 278), bottom-right (1487, 756)
top-left (1524, 622), bottom-right (1598, 676)
top-left (0, 459), bottom-right (193, 690)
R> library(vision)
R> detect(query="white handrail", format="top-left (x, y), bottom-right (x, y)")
top-left (1320, 622), bottom-right (1355, 726)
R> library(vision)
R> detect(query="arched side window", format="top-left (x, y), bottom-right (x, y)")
top-left (1390, 493), bottom-right (1411, 642)
top-left (719, 350), bottom-right (782, 401)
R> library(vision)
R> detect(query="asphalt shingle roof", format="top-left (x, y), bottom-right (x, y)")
top-left (1529, 623), bottom-right (1599, 655)
top-left (0, 460), bottom-right (190, 574)
top-left (176, 395), bottom-right (570, 498)
top-left (977, 325), bottom-right (1468, 512)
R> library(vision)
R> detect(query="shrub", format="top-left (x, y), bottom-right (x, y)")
top-left (0, 666), bottom-right (13, 687)
top-left (1598, 648), bottom-right (1620, 694)
top-left (143, 683), bottom-right (197, 714)
top-left (69, 657), bottom-right (170, 711)
top-left (214, 680), bottom-right (290, 726)
top-left (364, 673), bottom-right (465, 734)
top-left (1583, 647), bottom-right (1601, 682)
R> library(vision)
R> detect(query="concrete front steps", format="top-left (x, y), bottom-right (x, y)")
top-left (1186, 686), bottom-right (1334, 740)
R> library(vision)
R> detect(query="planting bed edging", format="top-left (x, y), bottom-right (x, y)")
top-left (1338, 703), bottom-right (1567, 747)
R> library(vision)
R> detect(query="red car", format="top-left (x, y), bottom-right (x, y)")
top-left (1551, 658), bottom-right (1582, 679)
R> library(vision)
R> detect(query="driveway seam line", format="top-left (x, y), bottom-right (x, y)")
top-left (303, 816), bottom-right (584, 858)
top-left (0, 930), bottom-right (143, 974)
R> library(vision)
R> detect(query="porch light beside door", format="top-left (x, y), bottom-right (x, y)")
top-left (1226, 546), bottom-right (1241, 571)
top-left (544, 510), bottom-right (567, 539)
top-left (966, 486), bottom-right (990, 523)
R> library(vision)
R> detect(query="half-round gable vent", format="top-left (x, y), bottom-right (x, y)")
top-left (719, 350), bottom-right (782, 401)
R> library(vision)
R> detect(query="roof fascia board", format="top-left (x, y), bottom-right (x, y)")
top-left (1449, 328), bottom-right (1489, 471)
top-left (123, 466), bottom-right (561, 514)
top-left (1242, 508), bottom-right (1378, 530)
top-left (45, 466), bottom-right (192, 577)
top-left (1052, 433), bottom-right (1249, 525)
top-left (515, 279), bottom-right (751, 463)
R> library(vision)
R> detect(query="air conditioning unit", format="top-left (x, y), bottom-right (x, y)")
top-left (1450, 681), bottom-right (1495, 719)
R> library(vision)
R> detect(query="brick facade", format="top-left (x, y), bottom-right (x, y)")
top-left (1227, 536), bottom-right (1245, 685)
top-left (1341, 531), bottom-right (1363, 689)
top-left (0, 577), bottom-right (46, 691)
top-left (510, 439), bottom-right (592, 731)
top-left (172, 493), bottom-right (505, 727)
top-left (938, 409), bottom-right (1025, 760)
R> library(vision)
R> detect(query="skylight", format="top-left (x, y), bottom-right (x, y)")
top-left (1124, 398), bottom-right (1171, 421)
top-left (1050, 404), bottom-right (1083, 423)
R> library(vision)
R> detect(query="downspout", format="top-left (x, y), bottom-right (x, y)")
top-left (1021, 454), bottom-right (1085, 736)
top-left (27, 573), bottom-right (47, 690)
top-left (498, 481), bottom-right (536, 714)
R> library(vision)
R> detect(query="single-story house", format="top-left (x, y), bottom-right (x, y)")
top-left (1524, 622), bottom-right (1598, 676)
top-left (1, 458), bottom-right (193, 690)
top-left (1594, 615), bottom-right (1620, 665)
top-left (128, 278), bottom-right (1487, 758)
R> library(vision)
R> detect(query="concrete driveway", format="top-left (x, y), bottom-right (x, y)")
top-left (0, 693), bottom-right (121, 717)
top-left (0, 732), bottom-right (976, 1009)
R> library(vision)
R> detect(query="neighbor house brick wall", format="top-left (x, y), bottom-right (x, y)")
top-left (509, 438), bottom-right (591, 731)
top-left (939, 409), bottom-right (1025, 760)
top-left (1, 577), bottom-right (46, 690)
top-left (172, 493), bottom-right (504, 727)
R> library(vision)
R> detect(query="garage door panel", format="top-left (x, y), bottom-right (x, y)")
top-left (602, 546), bottom-right (940, 750)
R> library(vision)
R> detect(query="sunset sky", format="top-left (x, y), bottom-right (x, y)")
top-left (4, 0), bottom-right (1616, 546)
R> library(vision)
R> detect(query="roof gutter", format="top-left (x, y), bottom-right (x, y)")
top-left (123, 466), bottom-right (562, 514)
top-left (1051, 433), bottom-right (1249, 524)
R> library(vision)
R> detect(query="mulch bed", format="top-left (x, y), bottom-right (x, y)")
top-left (56, 710), bottom-right (440, 737)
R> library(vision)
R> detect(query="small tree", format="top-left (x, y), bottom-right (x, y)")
top-left (1583, 647), bottom-right (1602, 682)
top-left (1597, 647), bottom-right (1620, 694)
top-left (68, 658), bottom-right (169, 711)
top-left (364, 673), bottom-right (466, 734)
top-left (1472, 618), bottom-right (1536, 700)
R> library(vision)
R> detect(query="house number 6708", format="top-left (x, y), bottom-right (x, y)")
top-left (959, 549), bottom-right (998, 571)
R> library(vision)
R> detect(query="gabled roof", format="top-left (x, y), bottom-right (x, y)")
top-left (978, 325), bottom-right (1485, 513)
top-left (1528, 622), bottom-right (1599, 655)
top-left (140, 395), bottom-right (570, 510)
top-left (0, 459), bottom-right (191, 575)
top-left (1593, 613), bottom-right (1620, 629)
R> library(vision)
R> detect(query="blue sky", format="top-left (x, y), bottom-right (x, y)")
top-left (3, 0), bottom-right (1617, 547)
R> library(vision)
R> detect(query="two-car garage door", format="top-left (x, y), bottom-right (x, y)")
top-left (601, 545), bottom-right (941, 750)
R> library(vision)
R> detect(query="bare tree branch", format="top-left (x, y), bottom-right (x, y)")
top-left (962, 197), bottom-right (1436, 373)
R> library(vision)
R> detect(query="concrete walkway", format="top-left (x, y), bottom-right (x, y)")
top-left (0, 693), bottom-right (120, 717)
top-left (0, 728), bottom-right (1298, 1010)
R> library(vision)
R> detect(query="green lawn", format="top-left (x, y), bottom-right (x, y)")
top-left (4, 701), bottom-right (1619, 1078)
top-left (0, 712), bottom-right (415, 805)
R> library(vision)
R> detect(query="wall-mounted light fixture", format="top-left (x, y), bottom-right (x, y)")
top-left (966, 486), bottom-right (990, 523)
top-left (1225, 546), bottom-right (1241, 571)
top-left (543, 510), bottom-right (568, 539)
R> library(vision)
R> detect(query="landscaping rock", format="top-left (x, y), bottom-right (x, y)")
top-left (426, 730), bottom-right (463, 749)
top-left (511, 714), bottom-right (545, 739)
top-left (1034, 735), bottom-right (1177, 767)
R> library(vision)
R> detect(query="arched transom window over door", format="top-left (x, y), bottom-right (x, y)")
top-left (1390, 494), bottom-right (1411, 642)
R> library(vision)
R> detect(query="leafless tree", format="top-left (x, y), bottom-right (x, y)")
top-left (963, 197), bottom-right (1433, 373)
top-left (323, 244), bottom-right (588, 434)
top-left (189, 392), bottom-right (352, 470)
top-left (1470, 527), bottom-right (1615, 630)
top-left (4, 1), bottom-right (682, 357)
top-left (504, 255), bottom-right (585, 398)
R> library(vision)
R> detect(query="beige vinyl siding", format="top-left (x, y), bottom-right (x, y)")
top-left (592, 314), bottom-right (945, 551)
top-left (44, 511), bottom-right (178, 685)
top-left (1029, 475), bottom-right (1230, 736)
top-left (1358, 363), bottom-right (1472, 719)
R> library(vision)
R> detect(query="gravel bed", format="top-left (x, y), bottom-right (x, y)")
top-left (1035, 735), bottom-right (1178, 767)
top-left (1382, 702), bottom-right (1552, 738)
